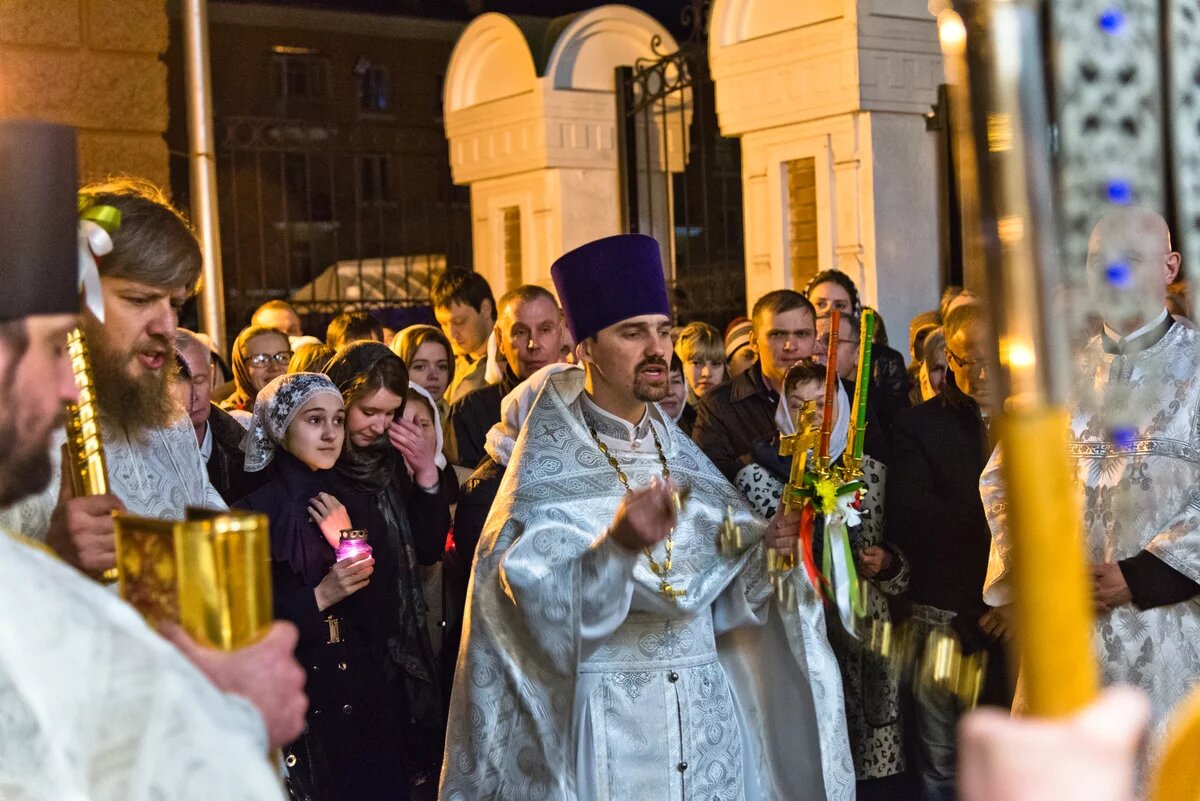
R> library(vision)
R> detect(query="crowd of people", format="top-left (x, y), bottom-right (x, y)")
top-left (0, 117), bottom-right (1191, 801)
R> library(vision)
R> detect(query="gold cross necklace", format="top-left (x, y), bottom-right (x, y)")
top-left (588, 422), bottom-right (687, 602)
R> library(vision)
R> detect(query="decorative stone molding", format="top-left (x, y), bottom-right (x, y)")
top-left (709, 0), bottom-right (941, 347)
top-left (444, 6), bottom-right (678, 291)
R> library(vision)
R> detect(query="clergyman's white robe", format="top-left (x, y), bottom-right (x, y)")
top-left (0, 413), bottom-right (225, 542)
top-left (981, 322), bottom-right (1200, 742)
top-left (440, 370), bottom-right (853, 800)
top-left (0, 529), bottom-right (284, 800)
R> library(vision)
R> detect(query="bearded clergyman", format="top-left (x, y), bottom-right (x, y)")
top-left (439, 234), bottom-right (853, 800)
top-left (0, 178), bottom-right (223, 579)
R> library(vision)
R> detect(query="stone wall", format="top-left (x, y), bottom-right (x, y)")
top-left (0, 0), bottom-right (169, 187)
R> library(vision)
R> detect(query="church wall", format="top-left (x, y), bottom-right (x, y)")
top-left (0, 0), bottom-right (170, 188)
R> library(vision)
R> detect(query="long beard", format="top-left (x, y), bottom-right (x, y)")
top-left (85, 321), bottom-right (178, 435)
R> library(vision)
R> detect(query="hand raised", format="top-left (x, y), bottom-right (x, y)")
top-left (608, 478), bottom-right (677, 551)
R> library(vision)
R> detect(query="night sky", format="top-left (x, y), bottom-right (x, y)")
top-left (219, 0), bottom-right (697, 36)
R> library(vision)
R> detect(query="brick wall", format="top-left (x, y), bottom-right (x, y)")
top-left (0, 0), bottom-right (169, 188)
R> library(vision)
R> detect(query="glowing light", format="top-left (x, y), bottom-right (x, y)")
top-left (1105, 261), bottom-right (1132, 288)
top-left (1004, 341), bottom-right (1037, 370)
top-left (987, 113), bottom-right (1013, 153)
top-left (1098, 9), bottom-right (1126, 35)
top-left (1112, 427), bottom-right (1137, 451)
top-left (937, 10), bottom-right (966, 55)
top-left (335, 530), bottom-right (372, 562)
top-left (1106, 179), bottom-right (1134, 205)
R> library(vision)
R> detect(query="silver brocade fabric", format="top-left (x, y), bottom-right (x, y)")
top-left (439, 369), bottom-right (853, 801)
top-left (0, 530), bottom-right (282, 800)
top-left (982, 324), bottom-right (1200, 741)
top-left (0, 413), bottom-right (225, 544)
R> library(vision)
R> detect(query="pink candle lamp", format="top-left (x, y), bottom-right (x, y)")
top-left (335, 529), bottom-right (372, 561)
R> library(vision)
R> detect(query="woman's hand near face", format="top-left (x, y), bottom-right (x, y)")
top-left (388, 417), bottom-right (439, 487)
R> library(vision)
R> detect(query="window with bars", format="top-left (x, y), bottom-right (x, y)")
top-left (270, 50), bottom-right (329, 107)
top-left (502, 206), bottom-right (522, 289)
top-left (357, 63), bottom-right (390, 114)
top-left (785, 157), bottom-right (819, 289)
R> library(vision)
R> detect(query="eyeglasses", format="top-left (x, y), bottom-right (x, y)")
top-left (946, 348), bottom-right (986, 375)
top-left (245, 351), bottom-right (292, 367)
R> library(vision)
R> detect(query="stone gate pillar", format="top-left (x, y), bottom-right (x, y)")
top-left (443, 7), bottom-right (678, 292)
top-left (709, 0), bottom-right (943, 347)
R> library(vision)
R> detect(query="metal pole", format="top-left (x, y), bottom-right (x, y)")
top-left (183, 0), bottom-right (227, 354)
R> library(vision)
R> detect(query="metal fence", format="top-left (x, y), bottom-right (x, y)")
top-left (615, 3), bottom-right (746, 330)
top-left (213, 115), bottom-right (471, 340)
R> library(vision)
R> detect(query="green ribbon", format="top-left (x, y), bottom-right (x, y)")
top-left (78, 196), bottom-right (121, 232)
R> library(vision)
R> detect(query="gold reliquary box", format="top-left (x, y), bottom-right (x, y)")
top-left (114, 508), bottom-right (273, 650)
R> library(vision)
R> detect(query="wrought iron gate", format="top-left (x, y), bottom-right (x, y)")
top-left (213, 116), bottom-right (471, 340)
top-left (615, 2), bottom-right (745, 329)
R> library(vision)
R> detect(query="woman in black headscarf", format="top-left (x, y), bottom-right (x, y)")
top-left (322, 341), bottom-right (452, 796)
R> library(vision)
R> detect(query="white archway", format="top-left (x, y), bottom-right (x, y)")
top-left (443, 6), bottom-right (682, 292)
top-left (444, 13), bottom-right (538, 114)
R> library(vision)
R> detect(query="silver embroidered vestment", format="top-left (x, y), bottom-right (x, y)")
top-left (440, 370), bottom-right (852, 800)
top-left (982, 324), bottom-right (1200, 740)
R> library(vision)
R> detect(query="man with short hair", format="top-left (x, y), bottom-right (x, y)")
top-left (0, 179), bottom-right (226, 579)
top-left (432, 267), bottom-right (496, 403)
top-left (0, 118), bottom-right (304, 800)
top-left (888, 301), bottom-right (1008, 801)
top-left (325, 309), bottom-right (383, 350)
top-left (251, 298), bottom-right (303, 342)
top-left (173, 328), bottom-right (263, 504)
top-left (441, 233), bottom-right (852, 799)
top-left (983, 207), bottom-right (1200, 746)
top-left (445, 284), bottom-right (566, 467)
top-left (692, 289), bottom-right (816, 480)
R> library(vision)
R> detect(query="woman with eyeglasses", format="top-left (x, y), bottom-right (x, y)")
top-left (220, 324), bottom-right (292, 427)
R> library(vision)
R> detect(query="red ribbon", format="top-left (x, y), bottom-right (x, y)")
top-left (797, 504), bottom-right (827, 602)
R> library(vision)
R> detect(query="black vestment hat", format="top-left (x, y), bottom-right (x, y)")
top-left (0, 120), bottom-right (78, 321)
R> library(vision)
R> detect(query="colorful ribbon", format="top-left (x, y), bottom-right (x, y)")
top-left (76, 197), bottom-right (121, 323)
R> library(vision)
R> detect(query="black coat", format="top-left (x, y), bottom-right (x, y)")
top-left (445, 366), bottom-right (519, 469)
top-left (691, 362), bottom-right (780, 481)
top-left (872, 343), bottom-right (911, 435)
top-left (886, 394), bottom-right (991, 620)
top-left (237, 450), bottom-right (450, 801)
top-left (442, 456), bottom-right (505, 696)
top-left (205, 403), bottom-right (267, 505)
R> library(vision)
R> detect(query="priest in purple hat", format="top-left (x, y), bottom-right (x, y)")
top-left (440, 234), bottom-right (853, 800)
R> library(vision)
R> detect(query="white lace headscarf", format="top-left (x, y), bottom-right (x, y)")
top-left (406, 381), bottom-right (448, 470)
top-left (484, 363), bottom-right (581, 467)
top-left (242, 372), bottom-right (343, 473)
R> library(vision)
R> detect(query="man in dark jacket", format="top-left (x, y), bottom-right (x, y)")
top-left (692, 290), bottom-right (815, 480)
top-left (446, 285), bottom-right (566, 468)
top-left (886, 302), bottom-right (1007, 801)
top-left (174, 329), bottom-right (265, 504)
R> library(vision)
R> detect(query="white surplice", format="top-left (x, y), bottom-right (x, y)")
top-left (440, 369), bottom-right (853, 800)
top-left (0, 529), bottom-right (283, 800)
